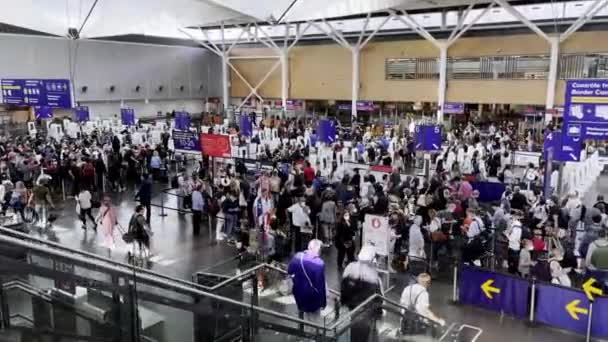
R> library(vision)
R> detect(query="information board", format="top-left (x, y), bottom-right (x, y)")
top-left (34, 106), bottom-right (52, 120)
top-left (317, 119), bottom-right (336, 144)
top-left (120, 108), bottom-right (135, 126)
top-left (74, 106), bottom-right (90, 123)
top-left (174, 111), bottom-right (190, 131)
top-left (1, 79), bottom-right (71, 108)
top-left (362, 215), bottom-right (390, 256)
top-left (239, 115), bottom-right (252, 137)
top-left (563, 80), bottom-right (608, 139)
top-left (172, 130), bottom-right (200, 152)
top-left (414, 125), bottom-right (442, 151)
top-left (543, 130), bottom-right (581, 162)
top-left (200, 133), bottom-right (231, 157)
top-left (443, 102), bottom-right (465, 114)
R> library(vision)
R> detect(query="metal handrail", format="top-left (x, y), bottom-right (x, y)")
top-left (0, 226), bottom-right (209, 292)
top-left (0, 233), bottom-right (329, 333)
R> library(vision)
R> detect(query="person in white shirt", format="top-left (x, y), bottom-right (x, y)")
top-left (400, 273), bottom-right (445, 327)
top-left (550, 248), bottom-right (572, 287)
top-left (506, 217), bottom-right (523, 274)
top-left (408, 216), bottom-right (426, 259)
top-left (288, 198), bottom-right (312, 252)
top-left (77, 188), bottom-right (96, 231)
top-left (465, 210), bottom-right (484, 241)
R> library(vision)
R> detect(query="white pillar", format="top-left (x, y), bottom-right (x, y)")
top-left (351, 47), bottom-right (360, 121)
top-left (546, 36), bottom-right (560, 110)
top-left (222, 53), bottom-right (230, 113)
top-left (281, 49), bottom-right (289, 112)
top-left (437, 42), bottom-right (448, 124)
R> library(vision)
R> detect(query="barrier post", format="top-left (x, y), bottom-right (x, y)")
top-left (528, 280), bottom-right (536, 325)
top-left (452, 263), bottom-right (458, 303)
top-left (159, 191), bottom-right (167, 217)
top-left (61, 179), bottom-right (66, 201)
top-left (586, 301), bottom-right (593, 342)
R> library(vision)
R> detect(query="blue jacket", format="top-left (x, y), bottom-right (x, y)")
top-left (136, 179), bottom-right (152, 203)
top-left (287, 252), bottom-right (326, 313)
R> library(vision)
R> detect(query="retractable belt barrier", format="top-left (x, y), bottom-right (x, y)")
top-left (455, 264), bottom-right (608, 339)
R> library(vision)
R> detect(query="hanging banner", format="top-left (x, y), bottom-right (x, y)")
top-left (34, 106), bottom-right (52, 119)
top-left (172, 130), bottom-right (200, 152)
top-left (535, 284), bottom-right (592, 336)
top-left (1, 79), bottom-right (72, 108)
top-left (174, 111), bottom-right (190, 131)
top-left (317, 119), bottom-right (336, 144)
top-left (74, 106), bottom-right (90, 123)
top-left (239, 115), bottom-right (252, 137)
top-left (362, 215), bottom-right (390, 256)
top-left (443, 102), bottom-right (465, 114)
top-left (563, 79), bottom-right (608, 139)
top-left (414, 125), bottom-right (442, 151)
top-left (458, 265), bottom-right (529, 318)
top-left (200, 133), bottom-right (231, 157)
top-left (120, 108), bottom-right (135, 126)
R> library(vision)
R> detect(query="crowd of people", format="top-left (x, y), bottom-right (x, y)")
top-left (1, 114), bottom-right (607, 339)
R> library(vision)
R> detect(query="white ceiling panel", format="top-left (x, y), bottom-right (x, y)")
top-left (206, 0), bottom-right (294, 21)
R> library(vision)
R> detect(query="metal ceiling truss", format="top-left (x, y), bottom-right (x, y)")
top-left (180, 0), bottom-right (608, 122)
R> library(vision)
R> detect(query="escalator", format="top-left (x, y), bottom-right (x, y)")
top-left (0, 226), bottom-right (482, 342)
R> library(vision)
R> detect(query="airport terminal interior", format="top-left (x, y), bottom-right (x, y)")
top-left (3, 1), bottom-right (608, 342)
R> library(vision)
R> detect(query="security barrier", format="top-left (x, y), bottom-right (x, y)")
top-left (455, 264), bottom-right (608, 340)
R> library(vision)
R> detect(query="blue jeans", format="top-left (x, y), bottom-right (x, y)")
top-left (223, 214), bottom-right (237, 238)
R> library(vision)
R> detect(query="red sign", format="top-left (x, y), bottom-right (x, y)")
top-left (370, 165), bottom-right (393, 173)
top-left (199, 133), bottom-right (231, 157)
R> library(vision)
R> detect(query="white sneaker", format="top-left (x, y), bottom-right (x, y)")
top-left (473, 260), bottom-right (481, 267)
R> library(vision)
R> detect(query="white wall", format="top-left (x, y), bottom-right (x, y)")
top-left (0, 34), bottom-right (222, 119)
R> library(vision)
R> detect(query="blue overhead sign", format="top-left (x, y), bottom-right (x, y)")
top-left (172, 130), bottom-right (200, 152)
top-left (543, 130), bottom-right (581, 162)
top-left (414, 125), bottom-right (442, 151)
top-left (34, 106), bottom-right (52, 120)
top-left (174, 111), bottom-right (190, 131)
top-left (120, 108), bottom-right (135, 126)
top-left (563, 79), bottom-right (608, 139)
top-left (1, 79), bottom-right (72, 108)
top-left (74, 106), bottom-right (90, 123)
top-left (317, 119), bottom-right (336, 144)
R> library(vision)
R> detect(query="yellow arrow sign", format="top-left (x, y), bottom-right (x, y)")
top-left (582, 278), bottom-right (603, 301)
top-left (566, 300), bottom-right (589, 320)
top-left (481, 279), bottom-right (501, 299)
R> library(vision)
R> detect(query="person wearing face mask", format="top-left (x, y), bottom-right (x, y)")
top-left (409, 216), bottom-right (426, 260)
top-left (550, 248), bottom-right (572, 287)
top-left (288, 197), bottom-right (311, 253)
top-left (335, 211), bottom-right (356, 269)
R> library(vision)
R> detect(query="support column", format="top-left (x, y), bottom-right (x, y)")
top-left (546, 36), bottom-right (560, 110)
top-left (281, 49), bottom-right (289, 112)
top-left (437, 42), bottom-right (448, 124)
top-left (351, 47), bottom-right (360, 122)
top-left (221, 53), bottom-right (230, 115)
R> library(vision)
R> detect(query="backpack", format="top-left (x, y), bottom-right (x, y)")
top-left (590, 242), bottom-right (608, 270)
top-left (82, 163), bottom-right (95, 177)
top-left (531, 260), bottom-right (552, 282)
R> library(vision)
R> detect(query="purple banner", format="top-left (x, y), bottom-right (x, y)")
top-left (74, 106), bottom-right (89, 123)
top-left (34, 106), bottom-right (53, 119)
top-left (563, 79), bottom-right (608, 139)
top-left (443, 102), bottom-right (464, 114)
top-left (174, 111), bottom-right (190, 131)
top-left (536, 283), bottom-right (590, 336)
top-left (317, 119), bottom-right (336, 144)
top-left (120, 108), bottom-right (135, 126)
top-left (414, 125), bottom-right (442, 151)
top-left (1, 79), bottom-right (71, 108)
top-left (172, 130), bottom-right (200, 151)
top-left (458, 265), bottom-right (529, 318)
top-left (239, 115), bottom-right (252, 137)
top-left (286, 99), bottom-right (303, 110)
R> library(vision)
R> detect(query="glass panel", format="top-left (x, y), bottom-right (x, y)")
top-left (512, 55), bottom-right (550, 79)
top-left (449, 58), bottom-right (481, 79)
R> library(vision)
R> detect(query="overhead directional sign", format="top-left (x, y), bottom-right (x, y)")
top-left (1, 79), bottom-right (72, 108)
top-left (458, 265), bottom-right (528, 318)
top-left (563, 79), bottom-right (608, 139)
top-left (414, 125), bottom-right (442, 151)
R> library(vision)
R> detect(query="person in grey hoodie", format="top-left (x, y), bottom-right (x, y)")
top-left (586, 228), bottom-right (608, 271)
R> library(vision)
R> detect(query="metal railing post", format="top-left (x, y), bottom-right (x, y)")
top-left (528, 280), bottom-right (536, 324)
top-left (61, 179), bottom-right (66, 201)
top-left (586, 301), bottom-right (593, 342)
top-left (0, 277), bottom-right (10, 329)
top-left (452, 263), bottom-right (459, 303)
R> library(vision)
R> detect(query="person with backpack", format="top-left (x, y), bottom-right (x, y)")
top-left (128, 205), bottom-right (152, 259)
top-left (586, 229), bottom-right (608, 271)
top-left (400, 273), bottom-right (445, 335)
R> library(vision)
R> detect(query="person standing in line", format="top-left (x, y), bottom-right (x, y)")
top-left (288, 197), bottom-right (311, 253)
top-left (335, 211), bottom-right (356, 269)
top-left (77, 187), bottom-right (96, 231)
top-left (29, 178), bottom-right (54, 228)
top-left (506, 214), bottom-right (523, 274)
top-left (191, 185), bottom-right (204, 236)
top-left (135, 173), bottom-right (152, 224)
top-left (287, 239), bottom-right (327, 320)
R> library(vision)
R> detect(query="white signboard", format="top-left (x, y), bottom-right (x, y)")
top-left (362, 214), bottom-right (390, 256)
